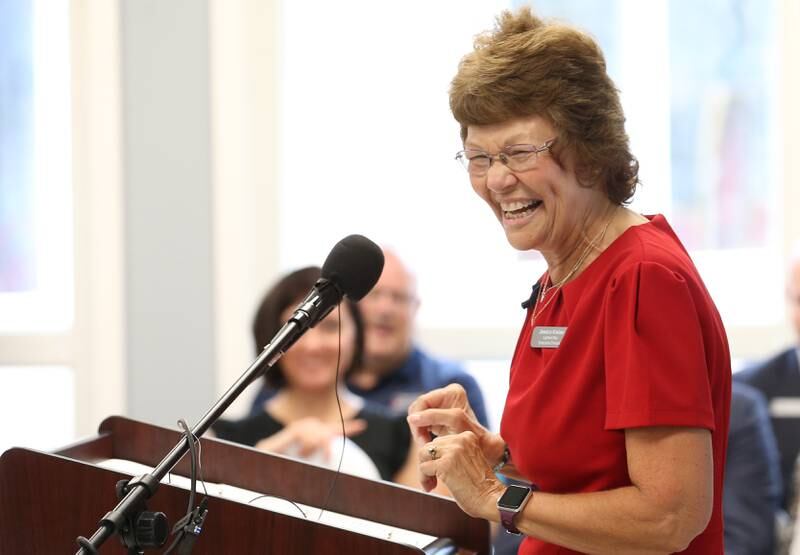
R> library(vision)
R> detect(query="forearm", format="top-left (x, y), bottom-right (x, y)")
top-left (485, 486), bottom-right (705, 554)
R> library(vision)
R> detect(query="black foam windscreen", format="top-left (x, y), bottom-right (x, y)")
top-left (321, 235), bottom-right (385, 301)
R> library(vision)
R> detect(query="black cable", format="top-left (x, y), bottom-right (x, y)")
top-left (180, 420), bottom-right (197, 519)
top-left (164, 419), bottom-right (208, 555)
top-left (193, 430), bottom-right (209, 496)
top-left (165, 429), bottom-right (207, 494)
top-left (236, 307), bottom-right (347, 529)
top-left (247, 493), bottom-right (308, 518)
top-left (317, 305), bottom-right (346, 520)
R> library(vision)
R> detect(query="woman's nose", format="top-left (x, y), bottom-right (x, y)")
top-left (485, 163), bottom-right (517, 193)
top-left (297, 327), bottom-right (328, 352)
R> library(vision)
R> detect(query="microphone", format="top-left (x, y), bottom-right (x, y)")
top-left (264, 234), bottom-right (384, 364)
top-left (73, 235), bottom-right (384, 554)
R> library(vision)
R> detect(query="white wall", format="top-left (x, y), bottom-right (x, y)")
top-left (118, 0), bottom-right (218, 427)
top-left (207, 0), bottom-right (283, 418)
top-left (11, 0), bottom-right (797, 443)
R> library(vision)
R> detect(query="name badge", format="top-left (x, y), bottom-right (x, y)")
top-left (531, 326), bottom-right (567, 349)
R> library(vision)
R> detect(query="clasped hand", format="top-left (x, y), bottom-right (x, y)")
top-left (407, 384), bottom-right (506, 520)
top-left (255, 417), bottom-right (366, 461)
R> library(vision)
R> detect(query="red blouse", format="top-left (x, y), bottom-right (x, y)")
top-left (500, 215), bottom-right (731, 554)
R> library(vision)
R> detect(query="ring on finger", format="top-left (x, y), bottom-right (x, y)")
top-left (428, 446), bottom-right (437, 460)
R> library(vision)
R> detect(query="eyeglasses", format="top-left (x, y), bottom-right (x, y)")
top-left (454, 138), bottom-right (556, 177)
top-left (362, 288), bottom-right (418, 307)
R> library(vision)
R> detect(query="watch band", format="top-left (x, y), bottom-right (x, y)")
top-left (497, 484), bottom-right (538, 535)
top-left (500, 506), bottom-right (524, 535)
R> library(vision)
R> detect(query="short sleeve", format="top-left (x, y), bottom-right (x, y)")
top-left (603, 261), bottom-right (715, 431)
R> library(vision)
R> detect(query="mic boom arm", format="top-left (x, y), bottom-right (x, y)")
top-left (75, 234), bottom-right (383, 553)
top-left (74, 290), bottom-right (341, 554)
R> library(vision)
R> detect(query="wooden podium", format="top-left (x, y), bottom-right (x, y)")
top-left (0, 416), bottom-right (490, 554)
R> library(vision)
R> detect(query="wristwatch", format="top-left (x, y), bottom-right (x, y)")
top-left (496, 484), bottom-right (535, 535)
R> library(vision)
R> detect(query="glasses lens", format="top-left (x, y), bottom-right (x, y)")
top-left (503, 146), bottom-right (538, 172)
top-left (464, 151), bottom-right (490, 176)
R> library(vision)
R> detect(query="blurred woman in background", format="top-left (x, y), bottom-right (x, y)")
top-left (213, 266), bottom-right (418, 485)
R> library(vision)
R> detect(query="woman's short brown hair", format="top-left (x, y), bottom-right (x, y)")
top-left (450, 7), bottom-right (639, 204)
top-left (252, 266), bottom-right (365, 389)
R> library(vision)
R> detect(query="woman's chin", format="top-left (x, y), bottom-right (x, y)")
top-left (306, 380), bottom-right (340, 393)
top-left (287, 375), bottom-right (338, 393)
top-left (497, 213), bottom-right (544, 251)
top-left (503, 228), bottom-right (541, 252)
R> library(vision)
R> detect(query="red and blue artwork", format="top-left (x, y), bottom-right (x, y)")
top-left (0, 0), bottom-right (36, 292)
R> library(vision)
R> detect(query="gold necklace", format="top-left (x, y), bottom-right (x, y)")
top-left (531, 212), bottom-right (615, 324)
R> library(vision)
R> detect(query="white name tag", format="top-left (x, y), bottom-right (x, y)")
top-left (531, 326), bottom-right (567, 349)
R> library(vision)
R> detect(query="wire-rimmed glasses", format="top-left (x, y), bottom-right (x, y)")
top-left (454, 138), bottom-right (556, 177)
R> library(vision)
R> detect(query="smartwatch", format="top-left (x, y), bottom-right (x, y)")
top-left (496, 484), bottom-right (535, 535)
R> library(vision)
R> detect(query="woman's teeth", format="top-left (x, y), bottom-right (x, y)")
top-left (502, 200), bottom-right (541, 219)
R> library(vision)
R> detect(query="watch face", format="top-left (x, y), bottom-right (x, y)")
top-left (497, 485), bottom-right (530, 509)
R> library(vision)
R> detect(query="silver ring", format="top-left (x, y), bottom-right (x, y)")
top-left (428, 446), bottom-right (437, 460)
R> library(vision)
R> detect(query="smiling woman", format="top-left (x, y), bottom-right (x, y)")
top-left (212, 266), bottom-right (420, 486)
top-left (460, 116), bottom-right (641, 263)
top-left (406, 7), bottom-right (731, 555)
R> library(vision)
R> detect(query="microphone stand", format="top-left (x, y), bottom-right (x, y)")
top-left (75, 281), bottom-right (343, 554)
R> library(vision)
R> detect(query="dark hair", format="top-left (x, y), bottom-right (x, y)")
top-left (449, 7), bottom-right (639, 204)
top-left (252, 266), bottom-right (365, 389)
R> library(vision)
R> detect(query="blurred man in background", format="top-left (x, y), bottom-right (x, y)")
top-left (348, 248), bottom-right (489, 427)
top-left (736, 248), bottom-right (800, 512)
top-left (723, 381), bottom-right (783, 555)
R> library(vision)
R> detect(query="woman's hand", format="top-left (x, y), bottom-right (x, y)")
top-left (407, 384), bottom-right (506, 470)
top-left (418, 431), bottom-right (505, 519)
top-left (255, 417), bottom-right (366, 460)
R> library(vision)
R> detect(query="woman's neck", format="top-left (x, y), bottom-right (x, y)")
top-left (268, 385), bottom-right (359, 423)
top-left (542, 205), bottom-right (617, 285)
top-left (542, 205), bottom-right (650, 285)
